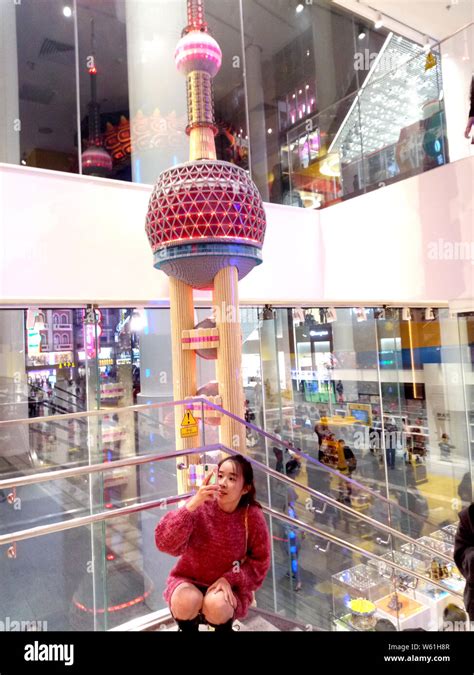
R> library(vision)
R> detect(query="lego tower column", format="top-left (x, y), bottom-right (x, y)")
top-left (214, 266), bottom-right (245, 452)
top-left (169, 276), bottom-right (199, 491)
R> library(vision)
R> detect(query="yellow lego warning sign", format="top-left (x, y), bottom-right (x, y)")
top-left (180, 409), bottom-right (198, 438)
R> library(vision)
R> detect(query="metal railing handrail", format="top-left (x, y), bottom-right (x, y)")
top-left (0, 493), bottom-right (192, 547)
top-left (0, 396), bottom-right (448, 536)
top-left (0, 396), bottom-right (199, 427)
top-left (260, 505), bottom-right (462, 599)
top-left (0, 444), bottom-right (222, 490)
top-left (242, 449), bottom-right (454, 565)
top-left (198, 398), bottom-right (447, 534)
top-left (0, 449), bottom-right (461, 599)
top-left (0, 443), bottom-right (454, 565)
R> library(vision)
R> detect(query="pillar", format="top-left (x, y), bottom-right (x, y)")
top-left (0, 1), bottom-right (20, 164)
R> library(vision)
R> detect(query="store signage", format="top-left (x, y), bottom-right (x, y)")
top-left (83, 308), bottom-right (103, 359)
top-left (27, 328), bottom-right (41, 357)
top-left (58, 361), bottom-right (76, 369)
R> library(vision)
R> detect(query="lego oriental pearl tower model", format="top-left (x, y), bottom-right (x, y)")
top-left (145, 0), bottom-right (266, 485)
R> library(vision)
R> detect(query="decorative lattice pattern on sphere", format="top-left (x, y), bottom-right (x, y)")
top-left (145, 160), bottom-right (266, 252)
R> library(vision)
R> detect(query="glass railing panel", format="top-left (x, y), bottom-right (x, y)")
top-left (0, 440), bottom-right (465, 631)
top-left (257, 508), bottom-right (462, 632)
top-left (357, 43), bottom-right (446, 192)
top-left (246, 461), bottom-right (463, 631)
top-left (0, 401), bottom-right (208, 532)
top-left (0, 523), bottom-right (103, 631)
top-left (202, 406), bottom-right (444, 543)
top-left (284, 91), bottom-right (361, 209)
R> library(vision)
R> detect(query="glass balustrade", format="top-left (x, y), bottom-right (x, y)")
top-left (1, 408), bottom-right (465, 632)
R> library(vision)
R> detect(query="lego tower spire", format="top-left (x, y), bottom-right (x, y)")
top-left (175, 0), bottom-right (222, 160)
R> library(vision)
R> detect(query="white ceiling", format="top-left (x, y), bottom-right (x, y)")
top-left (333, 0), bottom-right (474, 41)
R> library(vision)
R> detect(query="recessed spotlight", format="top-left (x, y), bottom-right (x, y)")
top-left (305, 84), bottom-right (309, 90)
top-left (296, 3), bottom-right (304, 14)
top-left (299, 89), bottom-right (302, 95)
top-left (267, 128), bottom-right (273, 134)
top-left (358, 30), bottom-right (366, 40)
top-left (63, 6), bottom-right (72, 18)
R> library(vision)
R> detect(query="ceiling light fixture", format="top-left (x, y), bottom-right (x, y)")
top-left (296, 3), bottom-right (304, 14)
top-left (358, 26), bottom-right (366, 40)
top-left (374, 14), bottom-right (383, 30)
top-left (63, 6), bottom-right (72, 17)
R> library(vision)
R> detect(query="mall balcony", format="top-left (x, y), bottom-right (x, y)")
top-left (0, 0), bottom-right (473, 633)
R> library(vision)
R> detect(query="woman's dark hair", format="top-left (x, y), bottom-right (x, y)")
top-left (218, 454), bottom-right (261, 508)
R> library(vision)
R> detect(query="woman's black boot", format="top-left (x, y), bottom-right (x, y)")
top-left (208, 618), bottom-right (234, 632)
top-left (176, 616), bottom-right (200, 632)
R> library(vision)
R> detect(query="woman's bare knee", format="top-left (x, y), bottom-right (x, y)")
top-left (202, 593), bottom-right (234, 625)
top-left (170, 584), bottom-right (203, 620)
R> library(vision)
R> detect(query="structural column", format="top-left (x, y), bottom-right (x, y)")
top-left (214, 266), bottom-right (245, 452)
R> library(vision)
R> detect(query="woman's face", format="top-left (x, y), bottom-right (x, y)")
top-left (217, 460), bottom-right (249, 511)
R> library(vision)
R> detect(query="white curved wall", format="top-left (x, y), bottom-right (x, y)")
top-left (0, 157), bottom-right (472, 306)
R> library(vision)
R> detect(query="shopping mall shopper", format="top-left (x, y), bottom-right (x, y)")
top-left (155, 455), bottom-right (271, 632)
top-left (454, 502), bottom-right (474, 621)
top-left (438, 433), bottom-right (455, 460)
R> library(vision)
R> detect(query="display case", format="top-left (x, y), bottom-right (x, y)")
top-left (374, 591), bottom-right (432, 631)
top-left (368, 549), bottom-right (428, 588)
top-left (332, 564), bottom-right (391, 631)
top-left (415, 535), bottom-right (453, 558)
top-left (429, 529), bottom-right (455, 554)
top-left (441, 523), bottom-right (458, 538)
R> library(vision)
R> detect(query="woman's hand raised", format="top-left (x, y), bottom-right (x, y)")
top-left (185, 468), bottom-right (218, 512)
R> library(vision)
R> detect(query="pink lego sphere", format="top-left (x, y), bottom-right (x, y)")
top-left (175, 30), bottom-right (222, 77)
top-left (145, 160), bottom-right (266, 289)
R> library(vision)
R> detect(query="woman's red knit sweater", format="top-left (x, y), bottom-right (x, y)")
top-left (155, 500), bottom-right (271, 619)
